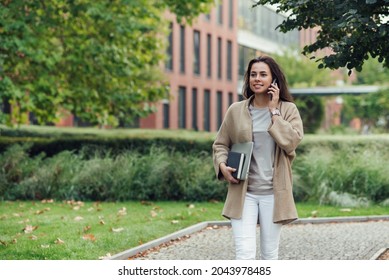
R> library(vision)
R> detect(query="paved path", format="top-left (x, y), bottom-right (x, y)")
top-left (131, 219), bottom-right (389, 260)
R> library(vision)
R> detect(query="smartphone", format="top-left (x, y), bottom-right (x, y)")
top-left (269, 79), bottom-right (277, 100)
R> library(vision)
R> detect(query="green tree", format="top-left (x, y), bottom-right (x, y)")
top-left (0, 0), bottom-right (213, 127)
top-left (254, 0), bottom-right (389, 74)
top-left (352, 56), bottom-right (389, 85)
top-left (273, 48), bottom-right (332, 87)
top-left (343, 89), bottom-right (389, 132)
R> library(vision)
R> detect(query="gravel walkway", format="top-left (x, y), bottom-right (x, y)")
top-left (131, 219), bottom-right (389, 260)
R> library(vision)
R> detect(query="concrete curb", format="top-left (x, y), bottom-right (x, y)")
top-left (109, 215), bottom-right (389, 260)
top-left (370, 248), bottom-right (388, 260)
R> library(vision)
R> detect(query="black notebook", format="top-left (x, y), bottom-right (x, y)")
top-left (227, 151), bottom-right (246, 180)
top-left (229, 142), bottom-right (254, 180)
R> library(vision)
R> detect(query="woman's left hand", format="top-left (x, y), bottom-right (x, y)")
top-left (268, 82), bottom-right (280, 109)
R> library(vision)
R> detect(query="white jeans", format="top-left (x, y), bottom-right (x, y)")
top-left (230, 193), bottom-right (282, 260)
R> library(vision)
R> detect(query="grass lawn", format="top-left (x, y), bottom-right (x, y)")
top-left (0, 200), bottom-right (388, 260)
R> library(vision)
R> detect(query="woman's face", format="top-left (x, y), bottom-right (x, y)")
top-left (249, 62), bottom-right (273, 95)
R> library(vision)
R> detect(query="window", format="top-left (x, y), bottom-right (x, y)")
top-left (193, 30), bottom-right (200, 75)
top-left (165, 22), bottom-right (173, 71)
top-left (207, 34), bottom-right (212, 78)
top-left (228, 92), bottom-right (233, 106)
top-left (162, 90), bottom-right (170, 128)
top-left (217, 91), bottom-right (223, 129)
top-left (227, 40), bottom-right (232, 81)
top-left (228, 0), bottom-right (233, 28)
top-left (238, 45), bottom-right (245, 77)
top-left (178, 86), bottom-right (186, 128)
top-left (238, 45), bottom-right (257, 78)
top-left (163, 102), bottom-right (170, 128)
top-left (217, 1), bottom-right (223, 25)
top-left (192, 88), bottom-right (198, 130)
top-left (203, 90), bottom-right (210, 131)
top-left (180, 25), bottom-right (185, 73)
top-left (217, 37), bottom-right (222, 79)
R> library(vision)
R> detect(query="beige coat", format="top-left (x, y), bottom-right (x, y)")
top-left (212, 96), bottom-right (304, 224)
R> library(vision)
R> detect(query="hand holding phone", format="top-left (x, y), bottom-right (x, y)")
top-left (269, 79), bottom-right (277, 100)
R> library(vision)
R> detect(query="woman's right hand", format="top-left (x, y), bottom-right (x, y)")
top-left (220, 163), bottom-right (239, 184)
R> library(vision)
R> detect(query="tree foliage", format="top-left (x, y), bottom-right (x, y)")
top-left (343, 89), bottom-right (389, 132)
top-left (0, 0), bottom-right (213, 127)
top-left (273, 48), bottom-right (332, 87)
top-left (351, 55), bottom-right (389, 85)
top-left (254, 0), bottom-right (389, 74)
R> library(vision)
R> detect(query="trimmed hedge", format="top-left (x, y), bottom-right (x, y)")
top-left (2, 133), bottom-right (389, 159)
top-left (0, 136), bottom-right (212, 158)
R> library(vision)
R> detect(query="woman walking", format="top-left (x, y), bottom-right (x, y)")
top-left (212, 55), bottom-right (304, 260)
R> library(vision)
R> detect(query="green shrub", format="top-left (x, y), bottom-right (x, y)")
top-left (0, 144), bottom-right (44, 199)
top-left (19, 151), bottom-right (83, 200)
top-left (293, 144), bottom-right (389, 206)
top-left (0, 144), bottom-right (225, 202)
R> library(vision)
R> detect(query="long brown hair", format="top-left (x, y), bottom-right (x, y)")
top-left (242, 56), bottom-right (294, 102)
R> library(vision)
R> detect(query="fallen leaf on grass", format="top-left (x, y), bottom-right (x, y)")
top-left (310, 210), bottom-right (318, 218)
top-left (111, 227), bottom-right (124, 233)
top-left (99, 220), bottom-right (105, 225)
top-left (66, 200), bottom-right (85, 208)
top-left (35, 208), bottom-right (51, 215)
top-left (140, 200), bottom-right (153, 206)
top-left (117, 207), bottom-right (127, 216)
top-left (340, 208), bottom-right (352, 212)
top-left (23, 225), bottom-right (38, 234)
top-left (150, 210), bottom-right (158, 218)
top-left (41, 199), bottom-right (54, 204)
top-left (28, 235), bottom-right (38, 240)
top-left (41, 244), bottom-right (50, 248)
top-left (98, 253), bottom-right (112, 260)
top-left (82, 234), bottom-right (96, 242)
top-left (83, 226), bottom-right (92, 233)
top-left (187, 204), bottom-right (195, 209)
top-left (171, 220), bottom-right (180, 224)
top-left (54, 238), bottom-right (65, 244)
top-left (0, 240), bottom-right (7, 246)
top-left (74, 216), bottom-right (84, 221)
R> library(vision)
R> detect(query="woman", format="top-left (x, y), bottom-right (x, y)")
top-left (212, 55), bottom-right (303, 260)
